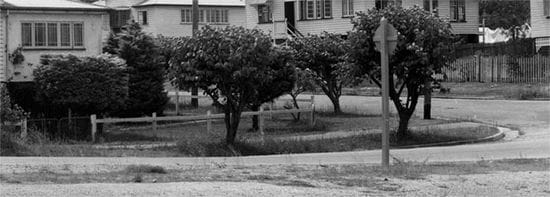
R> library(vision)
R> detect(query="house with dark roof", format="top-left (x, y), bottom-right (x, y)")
top-left (0, 0), bottom-right (110, 82)
top-left (100, 0), bottom-right (246, 37)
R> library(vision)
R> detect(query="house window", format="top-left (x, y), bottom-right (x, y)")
top-left (342, 0), bottom-right (354, 17)
top-left (300, 0), bottom-right (332, 20)
top-left (182, 9), bottom-right (192, 23)
top-left (258, 4), bottom-right (272, 23)
top-left (138, 11), bottom-right (148, 25)
top-left (21, 23), bottom-right (32, 47)
top-left (21, 22), bottom-right (84, 48)
top-left (423, 0), bottom-right (439, 16)
top-left (110, 10), bottom-right (130, 30)
top-left (198, 8), bottom-right (229, 24)
top-left (47, 23), bottom-right (58, 47)
top-left (450, 0), bottom-right (466, 22)
top-left (544, 0), bottom-right (550, 16)
top-left (375, 0), bottom-right (402, 10)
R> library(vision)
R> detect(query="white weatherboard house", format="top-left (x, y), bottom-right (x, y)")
top-left (0, 0), bottom-right (110, 82)
top-left (246, 0), bottom-right (480, 43)
top-left (530, 0), bottom-right (550, 54)
top-left (99, 0), bottom-right (246, 37)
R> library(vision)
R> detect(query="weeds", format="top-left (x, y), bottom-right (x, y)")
top-left (125, 165), bottom-right (167, 174)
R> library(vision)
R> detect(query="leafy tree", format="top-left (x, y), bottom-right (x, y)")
top-left (169, 26), bottom-right (296, 144)
top-left (349, 6), bottom-right (455, 140)
top-left (33, 54), bottom-right (129, 116)
top-left (247, 47), bottom-right (296, 131)
top-left (286, 68), bottom-right (317, 121)
top-left (289, 32), bottom-right (355, 114)
top-left (480, 0), bottom-right (530, 39)
top-left (104, 23), bottom-right (168, 117)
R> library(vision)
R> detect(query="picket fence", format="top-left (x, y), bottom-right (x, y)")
top-left (443, 55), bottom-right (550, 83)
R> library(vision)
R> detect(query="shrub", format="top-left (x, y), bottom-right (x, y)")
top-left (34, 54), bottom-right (129, 117)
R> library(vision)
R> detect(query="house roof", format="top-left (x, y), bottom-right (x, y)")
top-left (134, 0), bottom-right (245, 7)
top-left (1, 0), bottom-right (109, 11)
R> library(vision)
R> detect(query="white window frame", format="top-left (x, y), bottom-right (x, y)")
top-left (342, 0), bottom-right (354, 17)
top-left (21, 21), bottom-right (84, 49)
top-left (137, 11), bottom-right (148, 25)
top-left (302, 0), bottom-right (332, 20)
top-left (450, 0), bottom-right (466, 22)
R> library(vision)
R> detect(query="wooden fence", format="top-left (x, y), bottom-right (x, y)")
top-left (90, 103), bottom-right (316, 142)
top-left (443, 55), bottom-right (550, 83)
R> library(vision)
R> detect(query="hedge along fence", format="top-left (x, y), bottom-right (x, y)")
top-left (443, 55), bottom-right (550, 83)
top-left (90, 103), bottom-right (316, 143)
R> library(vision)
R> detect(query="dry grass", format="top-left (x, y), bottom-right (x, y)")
top-left (1, 158), bottom-right (548, 187)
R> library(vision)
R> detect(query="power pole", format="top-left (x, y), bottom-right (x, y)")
top-left (423, 0), bottom-right (434, 120)
top-left (191, 0), bottom-right (199, 108)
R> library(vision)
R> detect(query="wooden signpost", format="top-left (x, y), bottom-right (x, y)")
top-left (373, 17), bottom-right (398, 168)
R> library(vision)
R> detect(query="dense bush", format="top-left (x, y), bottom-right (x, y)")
top-left (34, 54), bottom-right (129, 116)
top-left (104, 22), bottom-right (168, 117)
top-left (1, 84), bottom-right (28, 123)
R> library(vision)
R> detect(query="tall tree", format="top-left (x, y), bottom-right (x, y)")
top-left (349, 6), bottom-right (455, 140)
top-left (104, 23), bottom-right (168, 117)
top-left (480, 0), bottom-right (530, 39)
top-left (289, 33), bottom-right (355, 114)
top-left (169, 26), bottom-right (296, 144)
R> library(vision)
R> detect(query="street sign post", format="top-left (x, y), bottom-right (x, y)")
top-left (373, 17), bottom-right (398, 168)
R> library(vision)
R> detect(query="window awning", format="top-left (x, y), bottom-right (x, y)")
top-left (248, 0), bottom-right (269, 5)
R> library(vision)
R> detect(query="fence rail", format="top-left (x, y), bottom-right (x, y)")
top-left (444, 55), bottom-right (550, 83)
top-left (91, 104), bottom-right (316, 142)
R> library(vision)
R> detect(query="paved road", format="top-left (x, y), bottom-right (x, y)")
top-left (1, 96), bottom-right (549, 173)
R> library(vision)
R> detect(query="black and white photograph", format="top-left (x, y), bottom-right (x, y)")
top-left (0, 0), bottom-right (549, 196)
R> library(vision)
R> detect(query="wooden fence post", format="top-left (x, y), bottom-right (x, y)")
top-left (175, 91), bottom-right (180, 115)
top-left (152, 112), bottom-right (157, 133)
top-left (310, 103), bottom-right (316, 126)
top-left (206, 110), bottom-right (212, 133)
top-left (259, 106), bottom-right (265, 135)
top-left (20, 118), bottom-right (28, 138)
top-left (91, 114), bottom-right (97, 143)
top-left (269, 102), bottom-right (274, 120)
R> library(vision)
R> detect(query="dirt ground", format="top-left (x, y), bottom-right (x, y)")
top-left (1, 158), bottom-right (549, 196)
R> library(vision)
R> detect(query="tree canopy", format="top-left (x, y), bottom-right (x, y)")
top-left (349, 6), bottom-right (456, 140)
top-left (168, 26), bottom-right (296, 144)
top-left (289, 32), bottom-right (355, 114)
top-left (104, 23), bottom-right (168, 117)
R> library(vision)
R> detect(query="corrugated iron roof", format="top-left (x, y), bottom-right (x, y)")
top-left (134, 0), bottom-right (245, 7)
top-left (2, 0), bottom-right (109, 10)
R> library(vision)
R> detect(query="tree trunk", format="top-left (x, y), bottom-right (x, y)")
top-left (397, 112), bottom-right (412, 141)
top-left (224, 107), bottom-right (242, 145)
top-left (251, 105), bottom-right (259, 131)
top-left (423, 80), bottom-right (431, 119)
top-left (290, 95), bottom-right (300, 121)
top-left (328, 95), bottom-right (341, 114)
